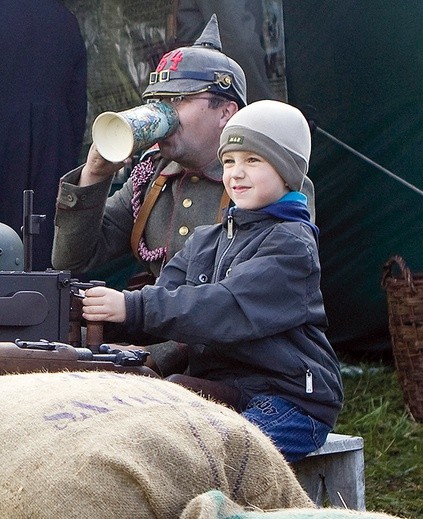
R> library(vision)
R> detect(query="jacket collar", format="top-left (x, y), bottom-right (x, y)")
top-left (159, 157), bottom-right (223, 183)
top-left (222, 204), bottom-right (319, 242)
top-left (222, 207), bottom-right (271, 227)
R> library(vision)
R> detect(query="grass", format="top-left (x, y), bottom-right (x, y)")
top-left (335, 357), bottom-right (423, 518)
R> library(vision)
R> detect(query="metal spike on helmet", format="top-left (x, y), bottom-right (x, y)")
top-left (192, 13), bottom-right (222, 51)
top-left (142, 14), bottom-right (247, 107)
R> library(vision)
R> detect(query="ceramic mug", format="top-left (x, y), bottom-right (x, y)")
top-left (92, 102), bottom-right (179, 162)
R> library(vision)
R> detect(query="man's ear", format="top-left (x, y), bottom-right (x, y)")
top-left (219, 101), bottom-right (239, 128)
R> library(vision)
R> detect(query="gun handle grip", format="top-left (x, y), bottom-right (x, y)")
top-left (86, 321), bottom-right (104, 353)
top-left (69, 294), bottom-right (83, 347)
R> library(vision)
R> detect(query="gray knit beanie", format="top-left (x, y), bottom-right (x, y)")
top-left (218, 100), bottom-right (311, 191)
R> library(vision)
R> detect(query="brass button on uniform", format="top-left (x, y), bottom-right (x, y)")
top-left (182, 198), bottom-right (192, 208)
top-left (190, 176), bottom-right (200, 183)
top-left (179, 226), bottom-right (189, 236)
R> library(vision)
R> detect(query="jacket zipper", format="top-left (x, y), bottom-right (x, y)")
top-left (298, 354), bottom-right (314, 394)
top-left (227, 207), bottom-right (234, 239)
top-left (212, 208), bottom-right (237, 282)
top-left (306, 369), bottom-right (313, 393)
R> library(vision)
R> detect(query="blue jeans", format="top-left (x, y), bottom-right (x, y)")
top-left (241, 394), bottom-right (331, 463)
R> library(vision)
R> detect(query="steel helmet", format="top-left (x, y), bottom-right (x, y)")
top-left (0, 223), bottom-right (24, 271)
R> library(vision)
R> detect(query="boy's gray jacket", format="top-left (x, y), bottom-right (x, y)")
top-left (124, 209), bottom-right (343, 428)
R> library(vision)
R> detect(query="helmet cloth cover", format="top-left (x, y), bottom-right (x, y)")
top-left (142, 14), bottom-right (247, 107)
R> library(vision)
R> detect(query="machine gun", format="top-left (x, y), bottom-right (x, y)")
top-left (0, 190), bottom-right (107, 349)
top-left (0, 190), bottom-right (155, 376)
top-left (0, 270), bottom-right (108, 347)
top-left (1, 190), bottom-right (69, 343)
top-left (0, 340), bottom-right (158, 377)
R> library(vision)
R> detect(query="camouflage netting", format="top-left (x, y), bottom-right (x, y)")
top-left (64, 0), bottom-right (286, 148)
top-left (64, 0), bottom-right (176, 146)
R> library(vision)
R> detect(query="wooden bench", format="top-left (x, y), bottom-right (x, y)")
top-left (292, 433), bottom-right (365, 511)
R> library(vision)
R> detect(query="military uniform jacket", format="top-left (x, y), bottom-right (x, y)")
top-left (124, 208), bottom-right (344, 428)
top-left (52, 153), bottom-right (225, 277)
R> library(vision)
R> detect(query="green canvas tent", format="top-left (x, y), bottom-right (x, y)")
top-left (283, 0), bottom-right (423, 351)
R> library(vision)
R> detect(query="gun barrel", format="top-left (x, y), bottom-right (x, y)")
top-left (76, 348), bottom-right (94, 361)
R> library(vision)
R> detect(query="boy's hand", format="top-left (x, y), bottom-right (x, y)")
top-left (82, 286), bottom-right (126, 323)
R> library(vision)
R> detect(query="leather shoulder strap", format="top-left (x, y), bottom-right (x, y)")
top-left (131, 174), bottom-right (167, 257)
top-left (131, 176), bottom-right (231, 257)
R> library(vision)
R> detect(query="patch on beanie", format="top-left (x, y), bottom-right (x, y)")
top-left (227, 135), bottom-right (244, 145)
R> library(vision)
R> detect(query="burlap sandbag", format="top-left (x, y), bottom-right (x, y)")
top-left (0, 371), bottom-right (313, 518)
top-left (179, 490), bottom-right (402, 519)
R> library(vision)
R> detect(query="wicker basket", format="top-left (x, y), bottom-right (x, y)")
top-left (381, 255), bottom-right (423, 422)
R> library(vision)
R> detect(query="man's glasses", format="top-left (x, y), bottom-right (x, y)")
top-left (146, 95), bottom-right (221, 106)
top-left (146, 95), bottom-right (186, 106)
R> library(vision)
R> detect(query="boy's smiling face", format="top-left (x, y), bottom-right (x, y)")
top-left (222, 150), bottom-right (289, 210)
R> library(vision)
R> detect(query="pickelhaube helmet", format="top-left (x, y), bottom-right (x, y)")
top-left (0, 223), bottom-right (23, 271)
top-left (142, 14), bottom-right (247, 107)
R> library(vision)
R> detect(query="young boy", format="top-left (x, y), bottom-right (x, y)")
top-left (82, 100), bottom-right (343, 462)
